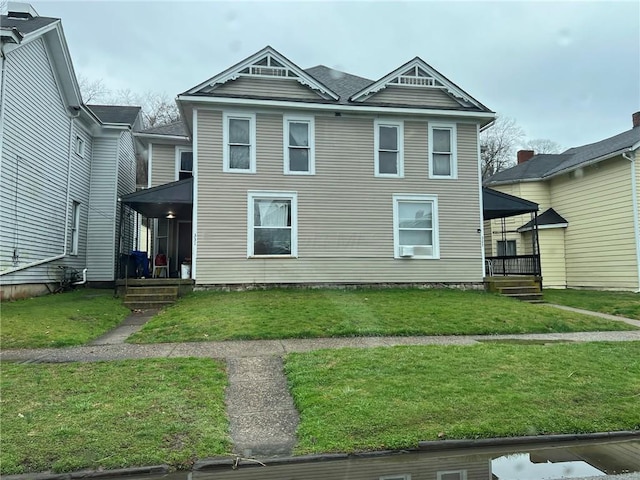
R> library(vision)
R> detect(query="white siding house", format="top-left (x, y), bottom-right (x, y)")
top-left (0, 4), bottom-right (140, 299)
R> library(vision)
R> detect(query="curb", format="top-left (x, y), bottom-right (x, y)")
top-left (1, 464), bottom-right (169, 480)
top-left (418, 430), bottom-right (640, 450)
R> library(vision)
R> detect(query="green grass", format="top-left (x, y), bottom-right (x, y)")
top-left (1, 289), bottom-right (130, 349)
top-left (544, 289), bottom-right (640, 320)
top-left (0, 358), bottom-right (230, 474)
top-left (128, 289), bottom-right (636, 344)
top-left (284, 342), bottom-right (640, 454)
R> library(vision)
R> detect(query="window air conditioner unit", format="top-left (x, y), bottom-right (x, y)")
top-left (399, 246), bottom-right (414, 257)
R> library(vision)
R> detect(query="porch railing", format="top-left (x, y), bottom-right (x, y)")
top-left (486, 255), bottom-right (541, 276)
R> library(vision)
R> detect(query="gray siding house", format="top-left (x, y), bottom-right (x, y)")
top-left (0, 3), bottom-right (141, 299)
top-left (133, 46), bottom-right (495, 287)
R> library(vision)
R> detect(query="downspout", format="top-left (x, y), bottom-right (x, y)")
top-left (0, 102), bottom-right (79, 276)
top-left (191, 108), bottom-right (198, 280)
top-left (476, 124), bottom-right (485, 279)
top-left (623, 150), bottom-right (640, 292)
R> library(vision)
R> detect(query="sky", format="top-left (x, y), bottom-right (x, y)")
top-left (33, 0), bottom-right (640, 151)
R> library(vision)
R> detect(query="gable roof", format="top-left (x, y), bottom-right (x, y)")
top-left (486, 125), bottom-right (640, 185)
top-left (304, 65), bottom-right (373, 104)
top-left (518, 208), bottom-right (568, 232)
top-left (184, 46), bottom-right (339, 100)
top-left (0, 15), bottom-right (58, 36)
top-left (349, 57), bottom-right (491, 112)
top-left (87, 105), bottom-right (141, 126)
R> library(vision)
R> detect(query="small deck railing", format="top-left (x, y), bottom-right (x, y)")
top-left (486, 255), bottom-right (541, 276)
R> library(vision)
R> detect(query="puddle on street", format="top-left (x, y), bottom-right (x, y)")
top-left (93, 438), bottom-right (640, 479)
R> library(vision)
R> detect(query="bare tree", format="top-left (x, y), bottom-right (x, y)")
top-left (522, 138), bottom-right (563, 154)
top-left (480, 116), bottom-right (525, 179)
top-left (77, 74), bottom-right (110, 103)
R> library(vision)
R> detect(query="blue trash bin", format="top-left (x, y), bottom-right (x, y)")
top-left (131, 251), bottom-right (150, 278)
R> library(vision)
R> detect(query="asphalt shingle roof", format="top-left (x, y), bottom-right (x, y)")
top-left (486, 126), bottom-right (640, 185)
top-left (518, 208), bottom-right (568, 231)
top-left (87, 105), bottom-right (141, 126)
top-left (139, 121), bottom-right (188, 137)
top-left (304, 65), bottom-right (374, 104)
top-left (0, 15), bottom-right (58, 35)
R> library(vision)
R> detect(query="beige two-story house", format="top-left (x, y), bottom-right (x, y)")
top-left (132, 46), bottom-right (495, 287)
top-left (485, 114), bottom-right (640, 291)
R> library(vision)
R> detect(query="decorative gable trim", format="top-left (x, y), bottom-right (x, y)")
top-left (185, 46), bottom-right (339, 100)
top-left (350, 57), bottom-right (488, 110)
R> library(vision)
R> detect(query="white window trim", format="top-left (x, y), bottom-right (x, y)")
top-left (247, 191), bottom-right (298, 258)
top-left (175, 146), bottom-right (193, 181)
top-left (223, 112), bottom-right (256, 173)
top-left (70, 201), bottom-right (80, 255)
top-left (428, 122), bottom-right (457, 179)
top-left (437, 470), bottom-right (467, 480)
top-left (283, 115), bottom-right (315, 175)
top-left (379, 475), bottom-right (411, 480)
top-left (75, 136), bottom-right (85, 158)
top-left (374, 119), bottom-right (404, 178)
top-left (392, 194), bottom-right (440, 259)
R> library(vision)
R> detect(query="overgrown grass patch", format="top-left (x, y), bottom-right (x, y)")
top-left (1, 289), bottom-right (129, 349)
top-left (544, 289), bottom-right (640, 320)
top-left (0, 358), bottom-right (229, 474)
top-left (284, 342), bottom-right (640, 454)
top-left (128, 289), bottom-right (635, 344)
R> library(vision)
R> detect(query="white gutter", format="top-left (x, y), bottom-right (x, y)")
top-left (133, 132), bottom-right (190, 142)
top-left (1, 111), bottom-right (79, 276)
top-left (177, 94), bottom-right (496, 121)
top-left (623, 150), bottom-right (640, 292)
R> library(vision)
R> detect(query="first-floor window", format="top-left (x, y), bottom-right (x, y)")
top-left (248, 191), bottom-right (297, 257)
top-left (437, 471), bottom-right (467, 480)
top-left (71, 201), bottom-right (80, 255)
top-left (393, 194), bottom-right (439, 259)
top-left (75, 137), bottom-right (85, 157)
top-left (497, 239), bottom-right (516, 256)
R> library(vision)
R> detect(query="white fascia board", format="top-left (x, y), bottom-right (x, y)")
top-left (185, 46), bottom-right (339, 100)
top-left (133, 132), bottom-right (190, 142)
top-left (518, 223), bottom-right (568, 233)
top-left (177, 94), bottom-right (496, 121)
top-left (631, 140), bottom-right (640, 151)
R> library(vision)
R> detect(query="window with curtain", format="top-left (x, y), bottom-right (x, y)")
top-left (393, 194), bottom-right (439, 259)
top-left (375, 119), bottom-right (403, 177)
top-left (429, 123), bottom-right (457, 179)
top-left (248, 192), bottom-right (298, 256)
top-left (223, 112), bottom-right (256, 172)
top-left (284, 116), bottom-right (314, 174)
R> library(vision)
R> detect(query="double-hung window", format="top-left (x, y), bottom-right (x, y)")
top-left (429, 123), bottom-right (457, 179)
top-left (176, 147), bottom-right (193, 180)
top-left (497, 240), bottom-right (516, 256)
top-left (284, 116), bottom-right (314, 174)
top-left (223, 112), bottom-right (256, 173)
top-left (71, 201), bottom-right (80, 255)
top-left (375, 119), bottom-right (403, 177)
top-left (248, 191), bottom-right (297, 257)
top-left (393, 194), bottom-right (439, 259)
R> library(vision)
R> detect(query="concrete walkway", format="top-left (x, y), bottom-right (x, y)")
top-left (3, 305), bottom-right (639, 458)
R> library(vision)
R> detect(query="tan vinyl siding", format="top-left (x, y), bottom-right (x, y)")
top-left (363, 86), bottom-right (463, 108)
top-left (195, 109), bottom-right (483, 284)
top-left (211, 77), bottom-right (324, 100)
top-left (549, 156), bottom-right (638, 290)
top-left (526, 228), bottom-right (567, 288)
top-left (150, 144), bottom-right (176, 186)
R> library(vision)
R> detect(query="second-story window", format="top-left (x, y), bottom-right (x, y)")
top-left (374, 119), bottom-right (403, 177)
top-left (176, 148), bottom-right (193, 180)
top-left (75, 137), bottom-right (85, 157)
top-left (284, 116), bottom-right (315, 175)
top-left (223, 112), bottom-right (256, 173)
top-left (429, 123), bottom-right (457, 179)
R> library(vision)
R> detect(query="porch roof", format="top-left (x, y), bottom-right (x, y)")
top-left (121, 178), bottom-right (192, 218)
top-left (482, 187), bottom-right (538, 220)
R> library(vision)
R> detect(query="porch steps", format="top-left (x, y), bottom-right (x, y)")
top-left (485, 276), bottom-right (543, 303)
top-left (123, 286), bottom-right (179, 310)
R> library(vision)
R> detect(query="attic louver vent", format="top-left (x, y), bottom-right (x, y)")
top-left (239, 54), bottom-right (297, 79)
top-left (390, 66), bottom-right (443, 88)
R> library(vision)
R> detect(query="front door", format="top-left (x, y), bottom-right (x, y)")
top-left (177, 221), bottom-right (192, 269)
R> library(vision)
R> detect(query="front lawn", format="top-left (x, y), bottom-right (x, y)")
top-left (285, 342), bottom-right (640, 454)
top-left (128, 289), bottom-right (635, 343)
top-left (0, 358), bottom-right (230, 474)
top-left (1, 289), bottom-right (130, 349)
top-left (544, 288), bottom-right (640, 320)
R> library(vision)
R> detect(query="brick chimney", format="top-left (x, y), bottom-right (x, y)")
top-left (517, 150), bottom-right (535, 164)
top-left (633, 111), bottom-right (640, 128)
